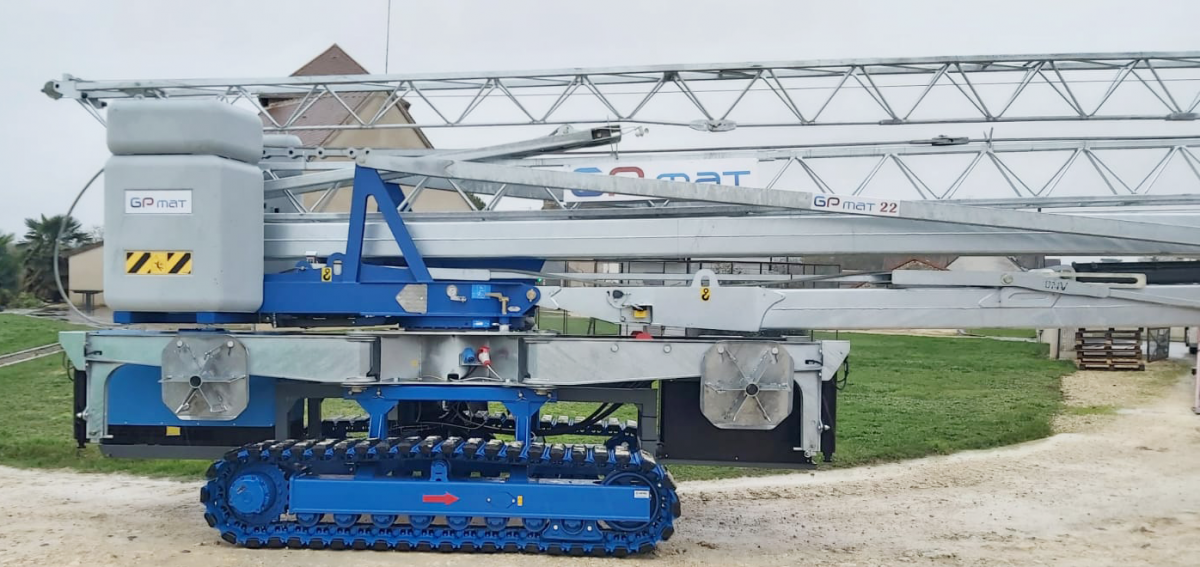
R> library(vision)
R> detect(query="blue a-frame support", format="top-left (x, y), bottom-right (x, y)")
top-left (258, 166), bottom-right (539, 328)
top-left (342, 167), bottom-right (432, 283)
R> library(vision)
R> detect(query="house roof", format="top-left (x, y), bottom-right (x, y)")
top-left (261, 44), bottom-right (433, 148)
top-left (890, 258), bottom-right (948, 271)
top-left (63, 240), bottom-right (103, 258)
top-left (292, 44), bottom-right (368, 76)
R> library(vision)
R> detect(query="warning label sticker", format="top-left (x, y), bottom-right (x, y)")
top-left (125, 251), bottom-right (192, 275)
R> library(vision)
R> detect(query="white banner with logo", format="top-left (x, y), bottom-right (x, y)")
top-left (555, 159), bottom-right (759, 203)
top-left (125, 190), bottom-right (193, 214)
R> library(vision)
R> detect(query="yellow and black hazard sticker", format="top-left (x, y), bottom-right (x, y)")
top-left (700, 286), bottom-right (711, 301)
top-left (125, 251), bottom-right (192, 275)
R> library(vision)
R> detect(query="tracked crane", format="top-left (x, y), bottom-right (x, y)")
top-left (47, 52), bottom-right (1200, 555)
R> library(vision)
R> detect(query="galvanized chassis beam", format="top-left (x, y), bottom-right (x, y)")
top-left (64, 331), bottom-right (841, 456)
top-left (66, 332), bottom-right (377, 442)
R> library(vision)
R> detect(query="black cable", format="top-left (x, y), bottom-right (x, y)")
top-left (547, 381), bottom-right (651, 435)
top-left (459, 366), bottom-right (480, 380)
top-left (411, 421), bottom-right (504, 433)
top-left (542, 397), bottom-right (635, 436)
top-left (386, 381), bottom-right (653, 438)
top-left (835, 359), bottom-right (851, 391)
top-left (543, 403), bottom-right (614, 435)
top-left (448, 402), bottom-right (492, 430)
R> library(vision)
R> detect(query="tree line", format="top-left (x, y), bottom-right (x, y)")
top-left (0, 215), bottom-right (93, 308)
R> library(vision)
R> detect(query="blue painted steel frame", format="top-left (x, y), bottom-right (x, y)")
top-left (258, 166), bottom-right (539, 328)
top-left (283, 385), bottom-right (653, 524)
top-left (351, 385), bottom-right (555, 444)
top-left (112, 311), bottom-right (258, 325)
top-left (290, 476), bottom-right (651, 522)
top-left (107, 365), bottom-right (276, 427)
top-left (344, 167), bottom-right (431, 282)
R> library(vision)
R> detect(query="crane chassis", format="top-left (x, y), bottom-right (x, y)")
top-left (50, 53), bottom-right (1200, 555)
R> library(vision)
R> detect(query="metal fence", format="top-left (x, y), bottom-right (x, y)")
top-left (1145, 327), bottom-right (1172, 362)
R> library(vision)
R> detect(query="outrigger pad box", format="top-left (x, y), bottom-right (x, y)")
top-left (103, 100), bottom-right (265, 314)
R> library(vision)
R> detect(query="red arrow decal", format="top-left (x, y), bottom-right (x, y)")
top-left (422, 492), bottom-right (459, 505)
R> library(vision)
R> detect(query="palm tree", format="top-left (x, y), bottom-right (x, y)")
top-left (0, 233), bottom-right (18, 302)
top-left (18, 215), bottom-right (92, 301)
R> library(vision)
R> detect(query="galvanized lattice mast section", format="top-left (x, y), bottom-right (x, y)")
top-left (46, 52), bottom-right (1200, 208)
top-left (45, 51), bottom-right (1200, 267)
top-left (257, 136), bottom-right (1200, 209)
top-left (45, 52), bottom-right (1200, 131)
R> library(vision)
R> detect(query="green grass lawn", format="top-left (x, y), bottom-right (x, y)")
top-left (0, 355), bottom-right (208, 477)
top-left (967, 328), bottom-right (1038, 339)
top-left (0, 313), bottom-right (90, 355)
top-left (535, 311), bottom-right (620, 335)
top-left (814, 332), bottom-right (1070, 467)
top-left (0, 331), bottom-right (1074, 481)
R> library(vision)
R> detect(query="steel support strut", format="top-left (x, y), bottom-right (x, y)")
top-left (350, 385), bottom-right (554, 443)
top-left (361, 156), bottom-right (1200, 248)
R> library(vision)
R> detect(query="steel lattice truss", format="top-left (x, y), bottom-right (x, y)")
top-left (46, 52), bottom-right (1200, 132)
top-left (685, 137), bottom-right (1200, 201)
top-left (259, 137), bottom-right (1200, 211)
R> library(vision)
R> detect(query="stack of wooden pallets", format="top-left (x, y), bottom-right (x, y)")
top-left (1075, 328), bottom-right (1145, 371)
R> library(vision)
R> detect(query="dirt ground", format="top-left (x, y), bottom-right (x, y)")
top-left (2, 369), bottom-right (1199, 567)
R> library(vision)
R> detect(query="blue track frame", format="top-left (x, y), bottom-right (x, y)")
top-left (289, 476), bottom-right (652, 522)
top-left (268, 385), bottom-right (655, 525)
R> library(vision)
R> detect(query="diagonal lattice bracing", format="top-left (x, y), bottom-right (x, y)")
top-left (47, 52), bottom-right (1200, 133)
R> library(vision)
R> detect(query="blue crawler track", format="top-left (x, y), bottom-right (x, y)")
top-left (201, 437), bottom-right (680, 555)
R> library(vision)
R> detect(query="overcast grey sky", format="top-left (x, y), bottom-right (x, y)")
top-left (0, 0), bottom-right (1196, 234)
